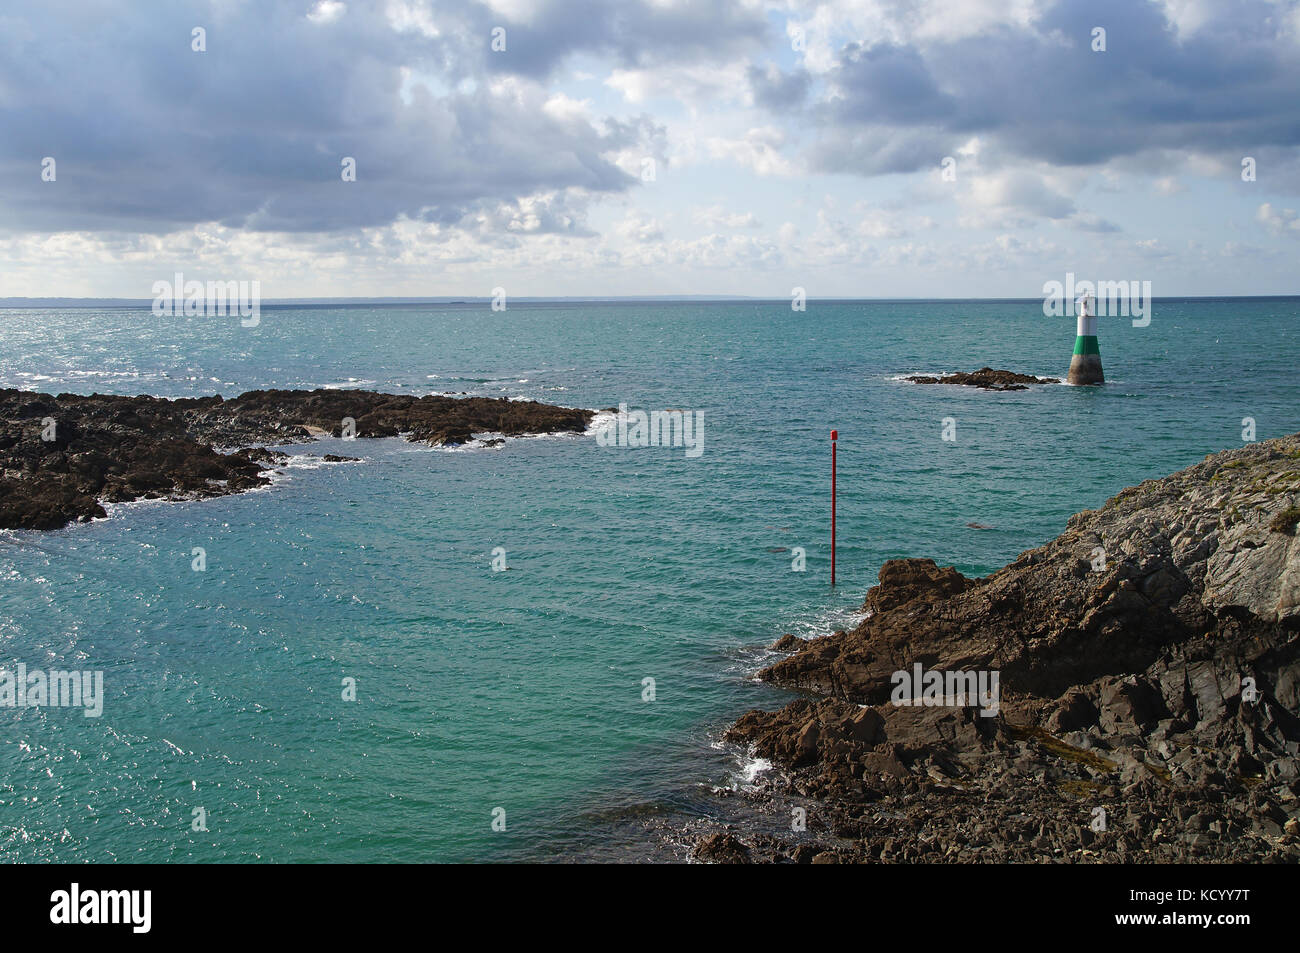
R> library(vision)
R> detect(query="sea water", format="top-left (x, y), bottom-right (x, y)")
top-left (0, 298), bottom-right (1296, 861)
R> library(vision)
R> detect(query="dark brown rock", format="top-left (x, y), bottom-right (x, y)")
top-left (0, 388), bottom-right (594, 530)
top-left (693, 831), bottom-right (752, 864)
top-left (905, 367), bottom-right (1060, 390)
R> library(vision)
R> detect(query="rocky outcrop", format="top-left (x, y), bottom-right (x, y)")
top-left (698, 433), bottom-right (1300, 863)
top-left (0, 388), bottom-right (594, 530)
top-left (906, 367), bottom-right (1060, 390)
top-left (693, 831), bottom-right (753, 864)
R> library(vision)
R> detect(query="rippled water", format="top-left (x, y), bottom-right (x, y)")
top-left (0, 298), bottom-right (1296, 861)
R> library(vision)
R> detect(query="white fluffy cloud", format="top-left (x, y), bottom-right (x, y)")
top-left (1257, 203), bottom-right (1300, 236)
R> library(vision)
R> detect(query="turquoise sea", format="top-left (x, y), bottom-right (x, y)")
top-left (1, 298), bottom-right (1297, 862)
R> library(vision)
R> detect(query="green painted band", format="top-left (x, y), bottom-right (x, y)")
top-left (1073, 335), bottom-right (1100, 356)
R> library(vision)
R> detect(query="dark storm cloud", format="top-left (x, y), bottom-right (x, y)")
top-left (0, 0), bottom-right (732, 233)
top-left (786, 0), bottom-right (1300, 175)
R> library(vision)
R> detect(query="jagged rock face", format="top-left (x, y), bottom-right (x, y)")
top-left (764, 433), bottom-right (1300, 702)
top-left (0, 388), bottom-right (594, 530)
top-left (701, 433), bottom-right (1300, 863)
top-left (865, 558), bottom-right (972, 613)
top-left (1205, 518), bottom-right (1300, 623)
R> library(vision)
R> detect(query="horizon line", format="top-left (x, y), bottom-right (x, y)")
top-left (2, 293), bottom-right (1298, 308)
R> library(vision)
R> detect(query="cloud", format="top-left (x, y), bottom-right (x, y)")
top-left (1135, 237), bottom-right (1175, 258)
top-left (828, 43), bottom-right (956, 124)
top-left (616, 210), bottom-right (665, 242)
top-left (747, 63), bottom-right (812, 110)
top-left (693, 205), bottom-right (762, 229)
top-left (461, 188), bottom-right (599, 240)
top-left (307, 1), bottom-right (347, 25)
top-left (605, 62), bottom-right (752, 109)
top-left (705, 127), bottom-right (797, 175)
top-left (1256, 202), bottom-right (1300, 236)
top-left (480, 0), bottom-right (768, 79)
top-left (766, 0), bottom-right (1300, 177)
top-left (965, 171), bottom-right (1076, 220)
top-left (0, 0), bottom-right (689, 234)
top-left (1071, 212), bottom-right (1122, 233)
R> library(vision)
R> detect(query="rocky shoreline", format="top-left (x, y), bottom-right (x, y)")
top-left (0, 388), bottom-right (594, 530)
top-left (697, 434), bottom-right (1300, 863)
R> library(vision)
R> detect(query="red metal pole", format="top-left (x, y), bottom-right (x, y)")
top-left (830, 429), bottom-right (837, 587)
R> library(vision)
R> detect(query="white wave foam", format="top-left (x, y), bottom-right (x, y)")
top-left (585, 409), bottom-right (617, 436)
top-left (738, 756), bottom-right (772, 785)
top-left (709, 744), bottom-right (775, 792)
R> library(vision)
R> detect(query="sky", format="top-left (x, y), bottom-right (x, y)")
top-left (1, 0), bottom-right (1298, 299)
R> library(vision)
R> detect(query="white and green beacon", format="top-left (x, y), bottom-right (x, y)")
top-left (1067, 292), bottom-right (1104, 385)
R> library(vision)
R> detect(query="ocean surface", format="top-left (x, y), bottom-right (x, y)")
top-left (1, 298), bottom-right (1296, 862)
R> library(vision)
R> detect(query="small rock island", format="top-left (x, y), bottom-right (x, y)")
top-left (907, 367), bottom-right (1060, 391)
